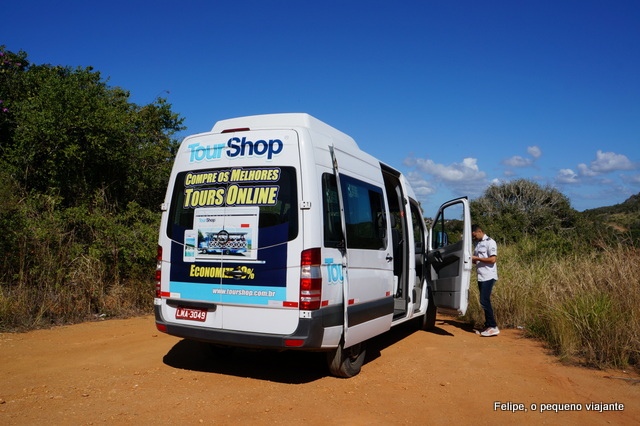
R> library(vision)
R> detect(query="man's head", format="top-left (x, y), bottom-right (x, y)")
top-left (471, 224), bottom-right (484, 241)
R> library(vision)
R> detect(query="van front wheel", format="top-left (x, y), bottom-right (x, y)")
top-left (327, 341), bottom-right (366, 378)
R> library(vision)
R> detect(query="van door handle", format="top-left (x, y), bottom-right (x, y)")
top-left (386, 254), bottom-right (393, 262)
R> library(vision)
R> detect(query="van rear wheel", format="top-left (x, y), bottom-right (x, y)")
top-left (327, 341), bottom-right (366, 378)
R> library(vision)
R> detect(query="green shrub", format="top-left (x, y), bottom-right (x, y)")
top-left (470, 179), bottom-right (580, 243)
top-left (0, 46), bottom-right (181, 331)
top-left (0, 190), bottom-right (159, 330)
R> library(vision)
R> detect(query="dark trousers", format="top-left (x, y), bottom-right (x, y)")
top-left (478, 279), bottom-right (497, 329)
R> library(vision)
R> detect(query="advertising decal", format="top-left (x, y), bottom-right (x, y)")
top-left (170, 166), bottom-right (289, 306)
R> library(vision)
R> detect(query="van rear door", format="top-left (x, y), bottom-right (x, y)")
top-left (163, 129), bottom-right (302, 335)
top-left (428, 197), bottom-right (472, 315)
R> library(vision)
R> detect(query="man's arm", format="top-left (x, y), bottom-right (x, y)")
top-left (472, 255), bottom-right (497, 264)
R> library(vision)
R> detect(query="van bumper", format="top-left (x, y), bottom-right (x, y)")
top-left (154, 304), bottom-right (341, 350)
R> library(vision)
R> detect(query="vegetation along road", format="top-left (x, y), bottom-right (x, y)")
top-left (1, 314), bottom-right (638, 425)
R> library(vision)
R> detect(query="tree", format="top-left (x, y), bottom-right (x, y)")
top-left (0, 45), bottom-right (184, 210)
top-left (470, 179), bottom-right (579, 243)
top-left (0, 47), bottom-right (186, 328)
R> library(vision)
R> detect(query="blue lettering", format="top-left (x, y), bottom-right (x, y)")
top-left (187, 138), bottom-right (285, 162)
top-left (188, 142), bottom-right (225, 162)
top-left (254, 140), bottom-right (268, 156)
top-left (196, 146), bottom-right (207, 161)
top-left (226, 137), bottom-right (242, 158)
top-left (325, 262), bottom-right (343, 285)
top-left (207, 145), bottom-right (223, 159)
top-left (268, 139), bottom-right (283, 159)
top-left (188, 143), bottom-right (200, 162)
top-left (225, 137), bottom-right (284, 160)
top-left (240, 137), bottom-right (253, 156)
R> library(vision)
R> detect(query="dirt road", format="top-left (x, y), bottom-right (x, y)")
top-left (1, 314), bottom-right (638, 425)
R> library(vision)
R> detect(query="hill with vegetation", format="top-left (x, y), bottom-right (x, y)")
top-left (581, 193), bottom-right (640, 241)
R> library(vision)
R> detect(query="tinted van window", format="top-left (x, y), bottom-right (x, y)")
top-left (167, 166), bottom-right (298, 246)
top-left (340, 175), bottom-right (386, 250)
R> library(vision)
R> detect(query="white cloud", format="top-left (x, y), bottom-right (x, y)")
top-left (402, 156), bottom-right (417, 168)
top-left (414, 157), bottom-right (486, 183)
top-left (527, 145), bottom-right (542, 159)
top-left (577, 163), bottom-right (600, 177)
top-left (578, 150), bottom-right (636, 176)
top-left (502, 155), bottom-right (532, 167)
top-left (556, 168), bottom-right (579, 184)
top-left (502, 145), bottom-right (541, 168)
top-left (405, 171), bottom-right (436, 196)
top-left (406, 156), bottom-right (489, 198)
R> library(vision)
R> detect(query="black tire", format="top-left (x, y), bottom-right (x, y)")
top-left (327, 341), bottom-right (366, 378)
top-left (421, 287), bottom-right (437, 331)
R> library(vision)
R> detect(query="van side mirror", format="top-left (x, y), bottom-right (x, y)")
top-left (435, 231), bottom-right (448, 248)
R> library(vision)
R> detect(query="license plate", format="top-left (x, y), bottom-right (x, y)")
top-left (175, 306), bottom-right (207, 322)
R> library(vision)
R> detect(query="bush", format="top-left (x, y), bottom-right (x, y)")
top-left (470, 179), bottom-right (581, 243)
top-left (0, 190), bottom-right (159, 330)
top-left (0, 46), bottom-right (181, 330)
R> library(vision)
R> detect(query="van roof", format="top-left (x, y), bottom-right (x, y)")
top-left (211, 113), bottom-right (359, 150)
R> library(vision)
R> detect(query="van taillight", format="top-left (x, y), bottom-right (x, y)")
top-left (155, 245), bottom-right (163, 298)
top-left (300, 248), bottom-right (322, 310)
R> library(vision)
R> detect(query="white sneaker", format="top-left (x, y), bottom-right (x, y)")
top-left (480, 327), bottom-right (500, 337)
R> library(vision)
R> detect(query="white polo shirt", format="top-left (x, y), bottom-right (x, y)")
top-left (474, 234), bottom-right (498, 281)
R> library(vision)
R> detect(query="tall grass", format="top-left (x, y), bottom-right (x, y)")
top-left (465, 236), bottom-right (640, 369)
top-left (0, 192), bottom-right (157, 331)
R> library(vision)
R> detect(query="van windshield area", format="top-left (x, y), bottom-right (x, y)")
top-left (167, 166), bottom-right (298, 248)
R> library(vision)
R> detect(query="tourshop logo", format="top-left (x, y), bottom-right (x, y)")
top-left (188, 137), bottom-right (284, 162)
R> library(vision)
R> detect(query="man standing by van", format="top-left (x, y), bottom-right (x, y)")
top-left (471, 224), bottom-right (499, 337)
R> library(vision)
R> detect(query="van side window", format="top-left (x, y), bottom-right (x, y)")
top-left (340, 175), bottom-right (387, 250)
top-left (322, 173), bottom-right (343, 248)
top-left (431, 202), bottom-right (464, 249)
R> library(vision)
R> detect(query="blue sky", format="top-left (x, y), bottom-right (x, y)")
top-left (4, 0), bottom-right (639, 212)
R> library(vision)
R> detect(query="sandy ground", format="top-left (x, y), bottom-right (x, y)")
top-left (1, 314), bottom-right (638, 425)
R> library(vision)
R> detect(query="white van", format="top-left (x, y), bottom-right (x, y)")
top-left (155, 113), bottom-right (471, 377)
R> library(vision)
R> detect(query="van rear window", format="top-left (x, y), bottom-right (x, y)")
top-left (167, 166), bottom-right (298, 245)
